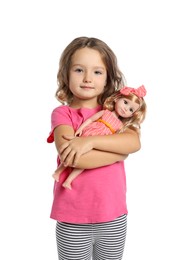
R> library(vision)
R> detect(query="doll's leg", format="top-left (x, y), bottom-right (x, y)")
top-left (62, 168), bottom-right (83, 190)
top-left (52, 163), bottom-right (66, 182)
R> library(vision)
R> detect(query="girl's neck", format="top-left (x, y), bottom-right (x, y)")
top-left (70, 98), bottom-right (99, 109)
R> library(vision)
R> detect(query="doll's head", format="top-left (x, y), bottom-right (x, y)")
top-left (103, 85), bottom-right (147, 133)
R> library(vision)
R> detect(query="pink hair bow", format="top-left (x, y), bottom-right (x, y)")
top-left (120, 85), bottom-right (146, 98)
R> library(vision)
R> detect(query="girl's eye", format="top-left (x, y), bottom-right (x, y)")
top-left (95, 70), bottom-right (102, 75)
top-left (124, 100), bottom-right (128, 104)
top-left (130, 108), bottom-right (134, 113)
top-left (75, 68), bottom-right (83, 73)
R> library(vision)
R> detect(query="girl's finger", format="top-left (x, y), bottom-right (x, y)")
top-left (60, 147), bottom-right (72, 162)
top-left (59, 142), bottom-right (70, 154)
top-left (72, 152), bottom-right (81, 167)
top-left (62, 135), bottom-right (75, 140)
top-left (63, 150), bottom-right (76, 167)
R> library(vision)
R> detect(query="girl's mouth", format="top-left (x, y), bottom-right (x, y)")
top-left (80, 86), bottom-right (94, 89)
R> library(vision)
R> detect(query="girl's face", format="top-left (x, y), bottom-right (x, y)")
top-left (115, 97), bottom-right (140, 118)
top-left (69, 47), bottom-right (107, 107)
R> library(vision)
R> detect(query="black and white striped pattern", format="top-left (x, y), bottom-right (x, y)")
top-left (56, 214), bottom-right (127, 260)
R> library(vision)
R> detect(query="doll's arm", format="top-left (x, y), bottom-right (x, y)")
top-left (75, 110), bottom-right (104, 136)
top-left (54, 125), bottom-right (127, 169)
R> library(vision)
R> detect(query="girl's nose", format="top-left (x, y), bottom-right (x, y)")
top-left (83, 72), bottom-right (92, 83)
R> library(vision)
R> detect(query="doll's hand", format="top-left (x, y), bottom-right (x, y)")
top-left (75, 129), bottom-right (82, 137)
top-left (59, 135), bottom-right (93, 167)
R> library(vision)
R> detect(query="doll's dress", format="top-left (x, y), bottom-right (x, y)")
top-left (81, 109), bottom-right (122, 136)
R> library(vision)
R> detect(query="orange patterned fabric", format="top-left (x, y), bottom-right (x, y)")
top-left (81, 109), bottom-right (122, 137)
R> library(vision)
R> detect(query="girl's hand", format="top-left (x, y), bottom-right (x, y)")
top-left (59, 135), bottom-right (93, 167)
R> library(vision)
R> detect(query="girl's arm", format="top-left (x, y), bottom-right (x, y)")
top-left (54, 125), bottom-right (127, 169)
top-left (59, 128), bottom-right (140, 167)
top-left (87, 128), bottom-right (141, 154)
top-left (71, 150), bottom-right (127, 169)
top-left (75, 110), bottom-right (104, 136)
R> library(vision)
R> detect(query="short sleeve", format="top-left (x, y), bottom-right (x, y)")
top-left (47, 106), bottom-right (73, 143)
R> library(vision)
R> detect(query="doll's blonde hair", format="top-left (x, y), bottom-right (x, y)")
top-left (103, 91), bottom-right (147, 133)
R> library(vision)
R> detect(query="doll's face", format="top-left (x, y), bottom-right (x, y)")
top-left (115, 97), bottom-right (140, 118)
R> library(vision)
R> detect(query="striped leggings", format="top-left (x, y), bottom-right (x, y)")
top-left (56, 214), bottom-right (127, 260)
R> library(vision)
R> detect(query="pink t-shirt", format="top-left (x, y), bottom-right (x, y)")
top-left (47, 105), bottom-right (128, 223)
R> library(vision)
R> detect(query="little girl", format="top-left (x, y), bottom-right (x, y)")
top-left (52, 85), bottom-right (147, 189)
top-left (47, 36), bottom-right (143, 260)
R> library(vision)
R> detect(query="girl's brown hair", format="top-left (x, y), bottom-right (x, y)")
top-left (55, 37), bottom-right (125, 105)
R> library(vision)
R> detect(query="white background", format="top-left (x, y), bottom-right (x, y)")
top-left (0, 0), bottom-right (172, 259)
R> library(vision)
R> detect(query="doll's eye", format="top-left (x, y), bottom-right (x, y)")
top-left (130, 108), bottom-right (134, 113)
top-left (124, 100), bottom-right (128, 104)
